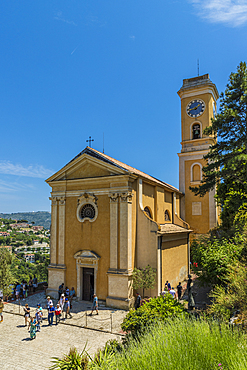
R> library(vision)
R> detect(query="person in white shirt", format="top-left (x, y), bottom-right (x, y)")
top-left (46, 296), bottom-right (53, 318)
top-left (59, 294), bottom-right (65, 319)
top-left (169, 287), bottom-right (176, 298)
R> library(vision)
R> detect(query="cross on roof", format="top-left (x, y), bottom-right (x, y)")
top-left (86, 136), bottom-right (94, 147)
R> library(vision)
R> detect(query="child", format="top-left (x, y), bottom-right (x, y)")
top-left (28, 316), bottom-right (37, 339)
top-left (37, 303), bottom-right (43, 323)
top-left (55, 303), bottom-right (61, 325)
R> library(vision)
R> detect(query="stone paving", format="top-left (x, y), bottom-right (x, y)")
top-left (0, 312), bottom-right (119, 370)
top-left (4, 292), bottom-right (127, 334)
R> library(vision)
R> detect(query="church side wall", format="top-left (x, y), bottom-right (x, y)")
top-left (161, 235), bottom-right (188, 290)
top-left (142, 182), bottom-right (175, 224)
top-left (142, 182), bottom-right (155, 218)
top-left (136, 205), bottom-right (159, 297)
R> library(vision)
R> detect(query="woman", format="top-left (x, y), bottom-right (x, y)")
top-left (23, 303), bottom-right (30, 326)
top-left (28, 316), bottom-right (37, 339)
top-left (59, 294), bottom-right (65, 319)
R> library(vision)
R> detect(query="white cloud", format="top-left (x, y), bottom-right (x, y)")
top-left (0, 161), bottom-right (53, 179)
top-left (189, 0), bottom-right (247, 26)
top-left (0, 180), bottom-right (34, 193)
top-left (54, 11), bottom-right (77, 26)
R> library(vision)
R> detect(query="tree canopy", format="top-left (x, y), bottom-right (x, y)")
top-left (0, 248), bottom-right (16, 296)
top-left (190, 62), bottom-right (247, 230)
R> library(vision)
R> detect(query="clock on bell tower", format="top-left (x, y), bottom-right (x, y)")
top-left (177, 74), bottom-right (219, 234)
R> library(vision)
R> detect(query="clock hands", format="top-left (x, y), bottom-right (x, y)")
top-left (188, 104), bottom-right (200, 111)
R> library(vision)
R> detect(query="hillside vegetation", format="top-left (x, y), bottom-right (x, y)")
top-left (0, 211), bottom-right (51, 229)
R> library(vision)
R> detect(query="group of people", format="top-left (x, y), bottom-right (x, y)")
top-left (161, 280), bottom-right (183, 300)
top-left (58, 283), bottom-right (76, 302)
top-left (23, 302), bottom-right (43, 339)
top-left (134, 280), bottom-right (184, 309)
top-left (14, 276), bottom-right (38, 300)
top-left (22, 292), bottom-right (75, 340)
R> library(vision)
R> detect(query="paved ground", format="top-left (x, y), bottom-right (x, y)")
top-left (0, 311), bottom-right (119, 370)
top-left (4, 292), bottom-right (127, 334)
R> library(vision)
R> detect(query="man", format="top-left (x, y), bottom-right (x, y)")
top-left (0, 298), bottom-right (4, 322)
top-left (165, 281), bottom-right (171, 291)
top-left (177, 282), bottom-right (183, 300)
top-left (46, 296), bottom-right (53, 318)
top-left (69, 287), bottom-right (76, 309)
top-left (58, 283), bottom-right (64, 299)
top-left (135, 292), bottom-right (141, 310)
top-left (65, 298), bottom-right (72, 319)
top-left (48, 303), bottom-right (55, 325)
top-left (169, 287), bottom-right (176, 298)
top-left (89, 294), bottom-right (98, 315)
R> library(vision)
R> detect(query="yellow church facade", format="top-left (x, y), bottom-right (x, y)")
top-left (46, 73), bottom-right (218, 309)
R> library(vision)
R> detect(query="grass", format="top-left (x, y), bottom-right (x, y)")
top-left (91, 317), bottom-right (247, 370)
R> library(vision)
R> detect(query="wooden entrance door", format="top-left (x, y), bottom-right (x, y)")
top-left (82, 267), bottom-right (94, 301)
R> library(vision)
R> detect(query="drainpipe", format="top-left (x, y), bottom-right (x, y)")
top-left (157, 235), bottom-right (162, 295)
top-left (187, 233), bottom-right (190, 276)
top-left (172, 192), bottom-right (174, 223)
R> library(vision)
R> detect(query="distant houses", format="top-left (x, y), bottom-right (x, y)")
top-left (15, 242), bottom-right (50, 254)
top-left (0, 232), bottom-right (10, 237)
top-left (24, 253), bottom-right (35, 263)
top-left (1, 245), bottom-right (12, 253)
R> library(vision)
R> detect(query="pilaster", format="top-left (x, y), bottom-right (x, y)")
top-left (49, 196), bottom-right (58, 265)
top-left (108, 193), bottom-right (119, 270)
top-left (58, 196), bottom-right (66, 266)
top-left (119, 192), bottom-right (133, 272)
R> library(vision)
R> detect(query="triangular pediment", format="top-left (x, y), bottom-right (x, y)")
top-left (46, 152), bottom-right (128, 183)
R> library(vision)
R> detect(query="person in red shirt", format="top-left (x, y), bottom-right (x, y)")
top-left (55, 303), bottom-right (61, 325)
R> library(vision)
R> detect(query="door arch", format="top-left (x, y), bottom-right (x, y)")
top-left (74, 250), bottom-right (101, 300)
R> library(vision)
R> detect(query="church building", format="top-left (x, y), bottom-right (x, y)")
top-left (46, 73), bottom-right (219, 309)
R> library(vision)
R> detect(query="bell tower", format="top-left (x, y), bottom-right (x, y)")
top-left (177, 74), bottom-right (219, 234)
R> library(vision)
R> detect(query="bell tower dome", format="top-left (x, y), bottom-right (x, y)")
top-left (177, 74), bottom-right (219, 234)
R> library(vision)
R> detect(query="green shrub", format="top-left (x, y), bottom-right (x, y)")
top-left (209, 261), bottom-right (247, 321)
top-left (50, 347), bottom-right (89, 370)
top-left (93, 317), bottom-right (247, 370)
top-left (191, 233), bottom-right (244, 286)
top-left (121, 294), bottom-right (185, 336)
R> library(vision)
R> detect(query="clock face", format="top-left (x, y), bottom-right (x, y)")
top-left (186, 99), bottom-right (205, 118)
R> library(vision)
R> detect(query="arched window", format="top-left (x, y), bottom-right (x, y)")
top-left (192, 123), bottom-right (200, 139)
top-left (191, 164), bottom-right (202, 182)
top-left (164, 210), bottom-right (171, 222)
top-left (144, 206), bottom-right (153, 219)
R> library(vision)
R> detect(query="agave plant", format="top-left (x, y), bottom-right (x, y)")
top-left (49, 346), bottom-right (89, 370)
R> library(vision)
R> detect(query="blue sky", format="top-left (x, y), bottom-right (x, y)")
top-left (0, 0), bottom-right (247, 213)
